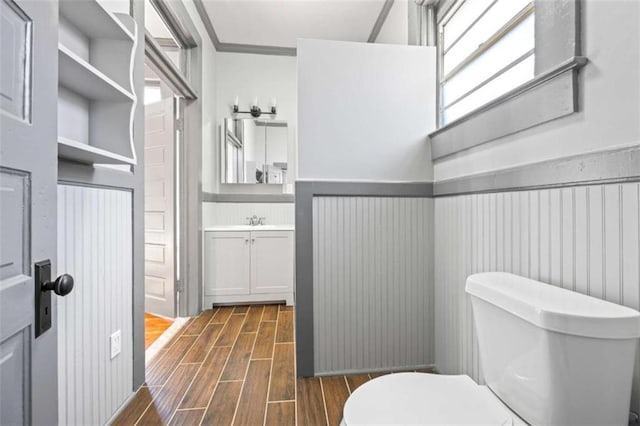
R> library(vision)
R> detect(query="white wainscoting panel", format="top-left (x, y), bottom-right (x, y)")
top-left (313, 197), bottom-right (434, 375)
top-left (202, 202), bottom-right (294, 227)
top-left (434, 183), bottom-right (640, 411)
top-left (57, 185), bottom-right (133, 425)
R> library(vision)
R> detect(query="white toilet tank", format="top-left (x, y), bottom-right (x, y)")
top-left (466, 272), bottom-right (640, 426)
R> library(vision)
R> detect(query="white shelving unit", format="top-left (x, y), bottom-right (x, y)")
top-left (57, 0), bottom-right (137, 165)
top-left (58, 45), bottom-right (134, 102)
top-left (58, 137), bottom-right (137, 165)
top-left (59, 0), bottom-right (134, 41)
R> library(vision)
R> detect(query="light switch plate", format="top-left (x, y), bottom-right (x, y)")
top-left (110, 330), bottom-right (121, 359)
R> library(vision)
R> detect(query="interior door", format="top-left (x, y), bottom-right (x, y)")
top-left (144, 97), bottom-right (176, 318)
top-left (0, 0), bottom-right (70, 423)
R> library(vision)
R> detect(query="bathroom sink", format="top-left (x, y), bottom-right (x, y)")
top-left (204, 224), bottom-right (295, 232)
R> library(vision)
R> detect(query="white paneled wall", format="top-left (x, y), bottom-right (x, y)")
top-left (202, 202), bottom-right (294, 227)
top-left (434, 182), bottom-right (640, 410)
top-left (313, 197), bottom-right (434, 375)
top-left (57, 185), bottom-right (133, 426)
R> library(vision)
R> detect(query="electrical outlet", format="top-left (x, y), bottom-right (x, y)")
top-left (110, 330), bottom-right (121, 359)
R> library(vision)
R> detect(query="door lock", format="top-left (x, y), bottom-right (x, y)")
top-left (35, 260), bottom-right (74, 338)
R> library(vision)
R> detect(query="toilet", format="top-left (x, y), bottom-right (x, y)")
top-left (342, 272), bottom-right (640, 425)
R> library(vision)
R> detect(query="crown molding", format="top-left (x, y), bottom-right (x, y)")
top-left (194, 0), bottom-right (395, 56)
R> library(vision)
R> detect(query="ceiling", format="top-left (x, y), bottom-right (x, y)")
top-left (199, 0), bottom-right (390, 49)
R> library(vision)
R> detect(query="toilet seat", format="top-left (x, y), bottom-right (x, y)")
top-left (342, 373), bottom-right (516, 425)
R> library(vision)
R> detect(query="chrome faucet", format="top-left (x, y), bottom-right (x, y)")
top-left (246, 215), bottom-right (266, 226)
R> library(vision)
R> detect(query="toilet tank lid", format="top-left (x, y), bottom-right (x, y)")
top-left (466, 272), bottom-right (640, 339)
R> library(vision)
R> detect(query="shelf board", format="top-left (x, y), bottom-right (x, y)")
top-left (58, 137), bottom-right (136, 165)
top-left (59, 44), bottom-right (135, 102)
top-left (59, 0), bottom-right (134, 41)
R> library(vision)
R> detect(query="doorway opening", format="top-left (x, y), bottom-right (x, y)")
top-left (142, 0), bottom-right (198, 354)
top-left (143, 64), bottom-right (182, 353)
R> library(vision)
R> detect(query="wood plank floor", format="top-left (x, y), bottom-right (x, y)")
top-left (145, 313), bottom-right (174, 349)
top-left (115, 305), bottom-right (435, 426)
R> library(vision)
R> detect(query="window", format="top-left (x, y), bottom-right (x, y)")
top-left (430, 0), bottom-right (584, 159)
top-left (145, 0), bottom-right (187, 76)
top-left (439, 0), bottom-right (535, 125)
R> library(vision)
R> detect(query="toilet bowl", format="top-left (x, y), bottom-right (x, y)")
top-left (343, 372), bottom-right (526, 425)
top-left (341, 273), bottom-right (640, 425)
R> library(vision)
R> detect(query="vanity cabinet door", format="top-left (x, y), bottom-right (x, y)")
top-left (205, 231), bottom-right (251, 296)
top-left (250, 231), bottom-right (294, 294)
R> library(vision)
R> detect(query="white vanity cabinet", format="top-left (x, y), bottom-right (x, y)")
top-left (250, 231), bottom-right (293, 294)
top-left (205, 231), bottom-right (251, 296)
top-left (203, 228), bottom-right (294, 308)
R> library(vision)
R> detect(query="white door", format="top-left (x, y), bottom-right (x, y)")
top-left (1, 0), bottom-right (70, 423)
top-left (144, 98), bottom-right (175, 318)
top-left (205, 231), bottom-right (251, 296)
top-left (250, 231), bottom-right (293, 294)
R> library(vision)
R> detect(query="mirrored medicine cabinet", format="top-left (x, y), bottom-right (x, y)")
top-left (221, 118), bottom-right (288, 185)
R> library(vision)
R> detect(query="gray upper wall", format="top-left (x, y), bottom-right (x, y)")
top-left (297, 39), bottom-right (437, 182)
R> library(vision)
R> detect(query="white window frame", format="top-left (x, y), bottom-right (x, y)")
top-left (438, 0), bottom-right (535, 126)
top-left (146, 0), bottom-right (191, 78)
top-left (429, 0), bottom-right (587, 159)
top-left (144, 0), bottom-right (198, 99)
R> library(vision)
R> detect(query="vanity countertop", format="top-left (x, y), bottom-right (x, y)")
top-left (204, 225), bottom-right (295, 232)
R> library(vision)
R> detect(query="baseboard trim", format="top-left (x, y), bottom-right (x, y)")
top-left (145, 317), bottom-right (190, 367)
top-left (203, 293), bottom-right (294, 309)
top-left (314, 363), bottom-right (437, 377)
top-left (106, 390), bottom-right (137, 425)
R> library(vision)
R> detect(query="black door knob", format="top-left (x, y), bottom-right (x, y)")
top-left (42, 274), bottom-right (74, 296)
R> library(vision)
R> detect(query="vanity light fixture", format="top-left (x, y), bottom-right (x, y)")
top-left (232, 96), bottom-right (277, 117)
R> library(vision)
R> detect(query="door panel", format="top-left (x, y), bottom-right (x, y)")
top-left (0, 329), bottom-right (29, 425)
top-left (0, 169), bottom-right (31, 340)
top-left (205, 232), bottom-right (251, 296)
top-left (0, 0), bottom-right (60, 423)
top-left (0, 0), bottom-right (31, 122)
top-left (145, 276), bottom-right (168, 297)
top-left (145, 244), bottom-right (166, 263)
top-left (144, 98), bottom-right (175, 318)
top-left (250, 231), bottom-right (294, 294)
top-left (0, 170), bottom-right (29, 281)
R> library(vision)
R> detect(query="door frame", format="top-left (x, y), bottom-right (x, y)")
top-left (141, 0), bottom-right (203, 321)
